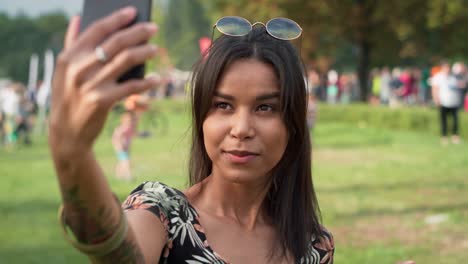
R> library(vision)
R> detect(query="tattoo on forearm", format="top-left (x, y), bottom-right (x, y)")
top-left (63, 184), bottom-right (118, 243)
top-left (98, 238), bottom-right (145, 264)
top-left (62, 184), bottom-right (144, 263)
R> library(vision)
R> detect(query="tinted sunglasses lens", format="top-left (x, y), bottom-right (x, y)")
top-left (267, 18), bottom-right (302, 40)
top-left (216, 16), bottom-right (251, 36)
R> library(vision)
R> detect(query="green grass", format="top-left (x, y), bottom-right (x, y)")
top-left (1, 100), bottom-right (467, 263)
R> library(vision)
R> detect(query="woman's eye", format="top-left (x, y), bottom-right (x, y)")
top-left (257, 104), bottom-right (274, 112)
top-left (214, 102), bottom-right (231, 110)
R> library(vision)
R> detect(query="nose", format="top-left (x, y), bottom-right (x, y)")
top-left (229, 108), bottom-right (255, 140)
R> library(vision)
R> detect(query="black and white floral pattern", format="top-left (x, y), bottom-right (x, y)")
top-left (123, 182), bottom-right (334, 264)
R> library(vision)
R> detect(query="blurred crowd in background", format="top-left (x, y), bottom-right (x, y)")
top-left (0, 69), bottom-right (190, 150)
top-left (1, 59), bottom-right (466, 150)
top-left (307, 61), bottom-right (468, 108)
top-left (2, 0), bottom-right (468, 150)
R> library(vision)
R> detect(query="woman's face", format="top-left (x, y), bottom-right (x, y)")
top-left (203, 59), bottom-right (288, 185)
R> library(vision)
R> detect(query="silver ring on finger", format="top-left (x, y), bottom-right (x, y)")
top-left (95, 45), bottom-right (108, 63)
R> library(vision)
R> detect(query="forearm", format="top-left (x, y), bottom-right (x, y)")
top-left (89, 228), bottom-right (145, 264)
top-left (52, 148), bottom-right (120, 244)
top-left (53, 149), bottom-right (147, 263)
top-left (48, 7), bottom-right (161, 262)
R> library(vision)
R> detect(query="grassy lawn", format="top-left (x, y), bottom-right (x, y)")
top-left (0, 100), bottom-right (467, 263)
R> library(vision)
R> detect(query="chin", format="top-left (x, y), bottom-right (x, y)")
top-left (218, 168), bottom-right (270, 186)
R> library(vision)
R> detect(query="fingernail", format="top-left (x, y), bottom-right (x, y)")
top-left (121, 6), bottom-right (136, 17)
top-left (150, 44), bottom-right (158, 52)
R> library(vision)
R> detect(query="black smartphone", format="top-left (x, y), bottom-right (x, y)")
top-left (81, 0), bottom-right (152, 83)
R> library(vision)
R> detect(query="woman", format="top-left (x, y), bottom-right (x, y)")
top-left (49, 7), bottom-right (334, 263)
top-left (111, 110), bottom-right (137, 180)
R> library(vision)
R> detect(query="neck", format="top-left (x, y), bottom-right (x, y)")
top-left (192, 173), bottom-right (272, 231)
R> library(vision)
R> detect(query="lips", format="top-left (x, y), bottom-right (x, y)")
top-left (223, 150), bottom-right (259, 164)
top-left (225, 150), bottom-right (258, 156)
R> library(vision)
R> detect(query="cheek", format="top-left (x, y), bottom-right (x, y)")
top-left (202, 115), bottom-right (227, 155)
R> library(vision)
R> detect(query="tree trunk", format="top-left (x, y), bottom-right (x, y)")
top-left (357, 40), bottom-right (371, 102)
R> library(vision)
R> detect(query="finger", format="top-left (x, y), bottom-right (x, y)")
top-left (104, 76), bottom-right (161, 104)
top-left (86, 44), bottom-right (158, 88)
top-left (71, 23), bottom-right (158, 82)
top-left (65, 16), bottom-right (81, 49)
top-left (99, 22), bottom-right (158, 62)
top-left (77, 6), bottom-right (137, 49)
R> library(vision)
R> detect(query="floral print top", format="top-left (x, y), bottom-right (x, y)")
top-left (122, 181), bottom-right (334, 264)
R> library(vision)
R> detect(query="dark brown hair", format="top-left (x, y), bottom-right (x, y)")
top-left (188, 26), bottom-right (322, 261)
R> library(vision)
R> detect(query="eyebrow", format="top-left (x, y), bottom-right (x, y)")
top-left (214, 91), bottom-right (280, 101)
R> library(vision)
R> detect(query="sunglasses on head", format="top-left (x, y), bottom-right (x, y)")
top-left (213, 16), bottom-right (302, 41)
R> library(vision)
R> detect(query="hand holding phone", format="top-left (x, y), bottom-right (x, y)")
top-left (81, 0), bottom-right (153, 82)
top-left (49, 7), bottom-right (158, 158)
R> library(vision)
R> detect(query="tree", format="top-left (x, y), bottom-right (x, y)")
top-left (0, 12), bottom-right (68, 83)
top-left (426, 0), bottom-right (468, 60)
top-left (163, 0), bottom-right (211, 70)
top-left (206, 0), bottom-right (468, 101)
top-left (147, 0), bottom-right (169, 72)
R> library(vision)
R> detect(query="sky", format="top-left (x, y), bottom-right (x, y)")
top-left (0, 0), bottom-right (83, 17)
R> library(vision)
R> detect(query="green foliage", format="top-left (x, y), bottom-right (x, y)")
top-left (206, 0), bottom-right (468, 100)
top-left (427, 0), bottom-right (467, 28)
top-left (146, 0), bottom-right (167, 73)
top-left (318, 104), bottom-right (468, 139)
top-left (163, 0), bottom-right (211, 70)
top-left (209, 0), bottom-right (468, 65)
top-left (0, 12), bottom-right (68, 83)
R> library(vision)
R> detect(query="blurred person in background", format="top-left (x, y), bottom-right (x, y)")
top-left (14, 83), bottom-right (34, 145)
top-left (370, 68), bottom-right (381, 105)
top-left (0, 81), bottom-right (9, 146)
top-left (0, 108), bottom-right (3, 145)
top-left (326, 69), bottom-right (339, 104)
top-left (379, 67), bottom-right (391, 105)
top-left (307, 68), bottom-right (321, 100)
top-left (164, 74), bottom-right (175, 98)
top-left (307, 92), bottom-right (317, 131)
top-left (389, 67), bottom-right (403, 108)
top-left (398, 68), bottom-right (417, 105)
top-left (112, 111), bottom-right (137, 181)
top-left (431, 61), bottom-right (464, 145)
top-left (349, 72), bottom-right (360, 102)
top-left (339, 73), bottom-right (352, 104)
top-left (124, 90), bottom-right (151, 137)
top-left (1, 82), bottom-right (24, 148)
top-left (452, 62), bottom-right (467, 111)
top-left (306, 69), bottom-right (319, 130)
top-left (418, 67), bottom-right (431, 105)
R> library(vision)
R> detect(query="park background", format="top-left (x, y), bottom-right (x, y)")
top-left (1, 0), bottom-right (467, 263)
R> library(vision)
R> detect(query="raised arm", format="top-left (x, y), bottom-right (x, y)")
top-left (49, 8), bottom-right (165, 263)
